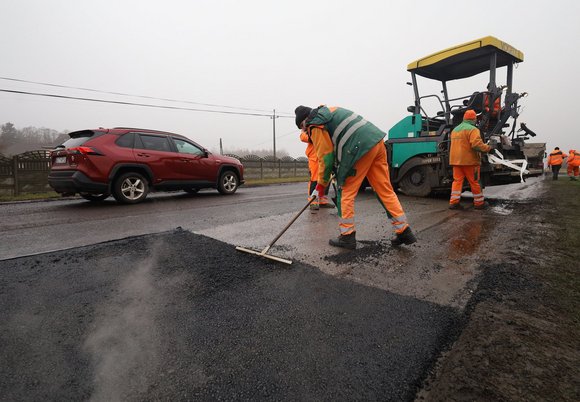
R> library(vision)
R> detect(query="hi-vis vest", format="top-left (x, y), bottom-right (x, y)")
top-left (548, 150), bottom-right (566, 166)
top-left (306, 106), bottom-right (385, 185)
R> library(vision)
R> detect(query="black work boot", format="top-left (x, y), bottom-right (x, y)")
top-left (448, 203), bottom-right (464, 210)
top-left (391, 227), bottom-right (417, 246)
top-left (329, 232), bottom-right (356, 250)
top-left (474, 201), bottom-right (490, 210)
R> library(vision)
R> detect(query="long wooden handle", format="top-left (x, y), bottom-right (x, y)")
top-left (262, 174), bottom-right (335, 252)
top-left (262, 197), bottom-right (315, 252)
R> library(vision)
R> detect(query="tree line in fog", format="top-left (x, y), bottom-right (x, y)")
top-left (0, 122), bottom-right (293, 159)
top-left (0, 122), bottom-right (69, 156)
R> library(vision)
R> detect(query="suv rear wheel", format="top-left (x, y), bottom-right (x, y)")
top-left (217, 170), bottom-right (239, 195)
top-left (112, 172), bottom-right (149, 204)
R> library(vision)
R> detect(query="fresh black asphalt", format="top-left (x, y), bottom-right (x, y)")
top-left (0, 229), bottom-right (460, 401)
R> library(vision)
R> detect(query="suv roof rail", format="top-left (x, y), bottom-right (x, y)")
top-left (112, 127), bottom-right (183, 136)
top-left (113, 127), bottom-right (158, 131)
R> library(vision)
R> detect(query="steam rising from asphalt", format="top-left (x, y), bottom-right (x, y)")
top-left (84, 245), bottom-right (162, 402)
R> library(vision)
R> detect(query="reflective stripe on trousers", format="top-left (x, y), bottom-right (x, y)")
top-left (450, 166), bottom-right (484, 206)
top-left (339, 217), bottom-right (355, 235)
top-left (338, 142), bottom-right (409, 235)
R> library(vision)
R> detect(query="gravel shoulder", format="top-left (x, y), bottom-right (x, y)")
top-left (418, 178), bottom-right (580, 401)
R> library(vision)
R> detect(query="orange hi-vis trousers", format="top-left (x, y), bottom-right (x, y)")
top-left (450, 166), bottom-right (484, 206)
top-left (338, 142), bottom-right (408, 235)
top-left (307, 156), bottom-right (330, 205)
top-left (568, 165), bottom-right (579, 177)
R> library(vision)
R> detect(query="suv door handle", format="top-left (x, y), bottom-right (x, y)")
top-left (137, 153), bottom-right (150, 157)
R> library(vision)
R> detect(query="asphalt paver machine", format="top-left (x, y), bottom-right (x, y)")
top-left (386, 36), bottom-right (538, 196)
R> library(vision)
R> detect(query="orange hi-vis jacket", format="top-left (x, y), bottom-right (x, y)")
top-left (568, 150), bottom-right (580, 167)
top-left (484, 93), bottom-right (501, 116)
top-left (300, 131), bottom-right (317, 161)
top-left (548, 149), bottom-right (567, 166)
top-left (449, 120), bottom-right (491, 166)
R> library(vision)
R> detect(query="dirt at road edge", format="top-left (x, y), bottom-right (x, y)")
top-left (417, 179), bottom-right (580, 401)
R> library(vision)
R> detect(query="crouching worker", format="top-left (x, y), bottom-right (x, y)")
top-left (299, 130), bottom-right (334, 211)
top-left (295, 105), bottom-right (416, 249)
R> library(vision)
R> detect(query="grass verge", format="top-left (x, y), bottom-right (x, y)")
top-left (0, 192), bottom-right (65, 203)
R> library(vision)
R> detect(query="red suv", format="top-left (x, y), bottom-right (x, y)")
top-left (48, 127), bottom-right (244, 204)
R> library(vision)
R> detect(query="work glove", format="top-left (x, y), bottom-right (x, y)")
top-left (310, 183), bottom-right (326, 199)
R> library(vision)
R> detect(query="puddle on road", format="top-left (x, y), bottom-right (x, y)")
top-left (491, 204), bottom-right (513, 215)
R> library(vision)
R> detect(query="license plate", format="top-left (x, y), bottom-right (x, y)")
top-left (55, 156), bottom-right (67, 164)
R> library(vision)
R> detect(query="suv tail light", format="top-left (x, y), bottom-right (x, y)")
top-left (68, 146), bottom-right (103, 156)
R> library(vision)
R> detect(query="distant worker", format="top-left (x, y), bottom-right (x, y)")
top-left (299, 130), bottom-right (334, 211)
top-left (449, 109), bottom-right (492, 210)
top-left (483, 84), bottom-right (501, 117)
top-left (547, 147), bottom-right (567, 180)
top-left (567, 149), bottom-right (579, 181)
top-left (295, 105), bottom-right (416, 249)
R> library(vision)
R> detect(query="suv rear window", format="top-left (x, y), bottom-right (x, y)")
top-left (115, 133), bottom-right (135, 148)
top-left (59, 130), bottom-right (103, 149)
top-left (137, 134), bottom-right (172, 152)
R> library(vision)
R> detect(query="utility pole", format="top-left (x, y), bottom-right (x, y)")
top-left (271, 109), bottom-right (277, 159)
top-left (219, 138), bottom-right (223, 155)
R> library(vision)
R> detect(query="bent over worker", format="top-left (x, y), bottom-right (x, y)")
top-left (449, 109), bottom-right (492, 210)
top-left (299, 130), bottom-right (334, 211)
top-left (567, 149), bottom-right (579, 181)
top-left (547, 147), bottom-right (567, 180)
top-left (295, 105), bottom-right (416, 249)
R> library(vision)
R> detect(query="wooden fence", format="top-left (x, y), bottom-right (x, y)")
top-left (0, 150), bottom-right (52, 196)
top-left (0, 151), bottom-right (309, 196)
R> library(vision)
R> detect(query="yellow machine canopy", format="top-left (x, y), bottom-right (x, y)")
top-left (407, 36), bottom-right (524, 81)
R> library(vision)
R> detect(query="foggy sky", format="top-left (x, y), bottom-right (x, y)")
top-left (1, 0), bottom-right (578, 157)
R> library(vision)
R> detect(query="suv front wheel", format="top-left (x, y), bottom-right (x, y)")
top-left (217, 170), bottom-right (239, 195)
top-left (112, 172), bottom-right (149, 204)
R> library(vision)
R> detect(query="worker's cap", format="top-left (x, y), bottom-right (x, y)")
top-left (295, 105), bottom-right (313, 129)
top-left (463, 109), bottom-right (477, 121)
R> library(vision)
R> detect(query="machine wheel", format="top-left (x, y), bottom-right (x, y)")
top-left (112, 172), bottom-right (149, 204)
top-left (183, 188), bottom-right (199, 194)
top-left (217, 170), bottom-right (239, 195)
top-left (79, 192), bottom-right (110, 202)
top-left (399, 165), bottom-right (433, 197)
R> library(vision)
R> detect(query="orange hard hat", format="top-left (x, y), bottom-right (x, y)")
top-left (464, 109), bottom-right (477, 121)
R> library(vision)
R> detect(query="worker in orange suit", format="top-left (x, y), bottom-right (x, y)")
top-left (299, 130), bottom-right (333, 211)
top-left (295, 105), bottom-right (416, 250)
top-left (567, 149), bottom-right (579, 181)
top-left (449, 109), bottom-right (492, 210)
top-left (547, 147), bottom-right (567, 180)
top-left (484, 89), bottom-right (501, 117)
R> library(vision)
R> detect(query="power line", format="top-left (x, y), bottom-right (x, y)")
top-left (0, 88), bottom-right (294, 118)
top-left (254, 128), bottom-right (299, 146)
top-left (0, 76), bottom-right (279, 114)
